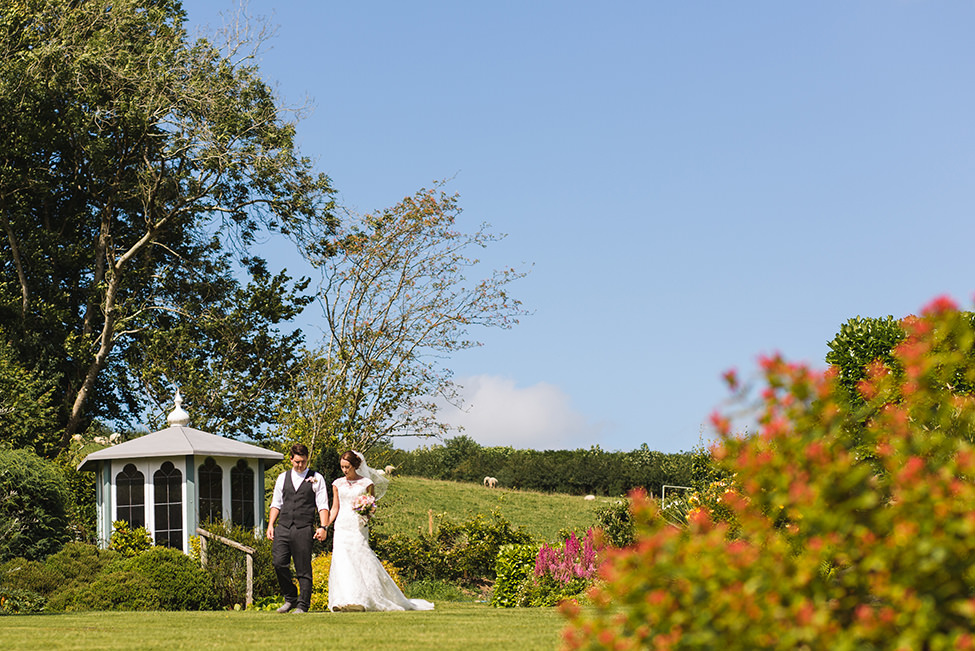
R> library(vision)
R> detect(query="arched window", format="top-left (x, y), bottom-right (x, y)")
top-left (198, 457), bottom-right (223, 524)
top-left (116, 463), bottom-right (145, 528)
top-left (230, 459), bottom-right (255, 528)
top-left (153, 461), bottom-right (182, 548)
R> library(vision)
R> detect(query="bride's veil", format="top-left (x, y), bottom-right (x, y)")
top-left (352, 451), bottom-right (390, 500)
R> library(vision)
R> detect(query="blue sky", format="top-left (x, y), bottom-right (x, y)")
top-left (187, 1), bottom-right (975, 453)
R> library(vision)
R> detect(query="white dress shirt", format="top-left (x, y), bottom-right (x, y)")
top-left (270, 469), bottom-right (330, 512)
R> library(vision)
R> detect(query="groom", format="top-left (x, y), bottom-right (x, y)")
top-left (267, 443), bottom-right (330, 613)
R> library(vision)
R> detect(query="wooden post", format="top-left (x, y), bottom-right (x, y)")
top-left (428, 509), bottom-right (433, 536)
top-left (246, 553), bottom-right (254, 608)
top-left (199, 535), bottom-right (208, 567)
top-left (196, 527), bottom-right (256, 609)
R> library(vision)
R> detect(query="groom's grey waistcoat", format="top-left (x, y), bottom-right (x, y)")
top-left (278, 472), bottom-right (317, 527)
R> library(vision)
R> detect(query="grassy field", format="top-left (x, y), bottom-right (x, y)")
top-left (373, 475), bottom-right (621, 541)
top-left (0, 604), bottom-right (569, 650)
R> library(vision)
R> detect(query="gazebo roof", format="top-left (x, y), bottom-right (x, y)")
top-left (77, 391), bottom-right (284, 471)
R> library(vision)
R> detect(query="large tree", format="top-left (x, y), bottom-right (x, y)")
top-left (0, 0), bottom-right (336, 454)
top-left (280, 185), bottom-right (528, 455)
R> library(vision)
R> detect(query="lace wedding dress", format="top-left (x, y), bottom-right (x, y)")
top-left (328, 476), bottom-right (434, 611)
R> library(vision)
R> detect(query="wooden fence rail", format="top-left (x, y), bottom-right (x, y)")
top-left (196, 527), bottom-right (256, 608)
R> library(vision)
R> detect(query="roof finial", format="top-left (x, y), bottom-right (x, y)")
top-left (167, 389), bottom-right (190, 427)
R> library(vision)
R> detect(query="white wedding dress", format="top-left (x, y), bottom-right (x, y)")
top-left (328, 476), bottom-right (434, 611)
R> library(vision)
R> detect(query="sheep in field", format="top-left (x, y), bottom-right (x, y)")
top-left (483, 476), bottom-right (498, 488)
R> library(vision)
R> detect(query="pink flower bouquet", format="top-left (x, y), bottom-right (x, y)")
top-left (351, 493), bottom-right (377, 525)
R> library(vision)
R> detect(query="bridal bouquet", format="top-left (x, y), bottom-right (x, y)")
top-left (351, 494), bottom-right (377, 525)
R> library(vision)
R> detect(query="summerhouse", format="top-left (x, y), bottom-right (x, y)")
top-left (78, 392), bottom-right (283, 552)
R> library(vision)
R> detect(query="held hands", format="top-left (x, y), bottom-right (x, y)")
top-left (314, 525), bottom-right (328, 542)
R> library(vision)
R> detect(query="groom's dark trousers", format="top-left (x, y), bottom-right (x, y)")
top-left (272, 474), bottom-right (317, 610)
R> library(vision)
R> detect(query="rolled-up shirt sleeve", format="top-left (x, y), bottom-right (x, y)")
top-left (269, 472), bottom-right (286, 511)
top-left (313, 473), bottom-right (330, 511)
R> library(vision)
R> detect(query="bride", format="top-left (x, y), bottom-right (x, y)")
top-left (326, 450), bottom-right (434, 612)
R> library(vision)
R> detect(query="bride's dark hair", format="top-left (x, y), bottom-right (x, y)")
top-left (340, 451), bottom-right (362, 469)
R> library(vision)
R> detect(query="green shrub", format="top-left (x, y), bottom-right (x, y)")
top-left (60, 438), bottom-right (99, 543)
top-left (373, 509), bottom-right (531, 586)
top-left (0, 543), bottom-right (116, 601)
top-left (372, 532), bottom-right (437, 582)
top-left (0, 586), bottom-right (47, 614)
top-left (0, 557), bottom-right (58, 595)
top-left (404, 579), bottom-right (470, 602)
top-left (563, 297), bottom-right (975, 650)
top-left (437, 511), bottom-right (532, 582)
top-left (47, 546), bottom-right (217, 612)
top-left (0, 448), bottom-right (71, 562)
top-left (195, 520), bottom-right (276, 608)
top-left (591, 498), bottom-right (633, 548)
top-left (45, 542), bottom-right (117, 586)
top-left (125, 547), bottom-right (217, 610)
top-left (516, 574), bottom-right (590, 607)
top-left (109, 520), bottom-right (152, 557)
top-left (47, 569), bottom-right (160, 612)
top-left (491, 543), bottom-right (539, 608)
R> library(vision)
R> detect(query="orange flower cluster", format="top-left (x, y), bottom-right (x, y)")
top-left (562, 297), bottom-right (975, 650)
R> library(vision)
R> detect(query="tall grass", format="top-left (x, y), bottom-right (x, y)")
top-left (373, 475), bottom-right (619, 541)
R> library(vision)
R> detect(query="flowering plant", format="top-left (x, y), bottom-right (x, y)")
top-left (534, 529), bottom-right (600, 585)
top-left (562, 295), bottom-right (975, 650)
top-left (351, 493), bottom-right (376, 525)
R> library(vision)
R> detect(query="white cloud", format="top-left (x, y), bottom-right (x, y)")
top-left (427, 374), bottom-right (608, 450)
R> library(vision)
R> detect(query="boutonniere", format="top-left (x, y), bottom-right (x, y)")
top-left (305, 475), bottom-right (318, 485)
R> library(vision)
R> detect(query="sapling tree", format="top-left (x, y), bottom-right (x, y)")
top-left (563, 296), bottom-right (975, 650)
top-left (283, 185), bottom-right (528, 455)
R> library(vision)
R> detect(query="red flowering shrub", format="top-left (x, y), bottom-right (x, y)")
top-left (562, 298), bottom-right (975, 650)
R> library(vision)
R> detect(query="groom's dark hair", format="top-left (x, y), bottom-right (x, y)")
top-left (290, 443), bottom-right (309, 458)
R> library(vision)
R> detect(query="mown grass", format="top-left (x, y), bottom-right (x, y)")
top-left (374, 475), bottom-right (621, 541)
top-left (0, 603), bottom-right (569, 650)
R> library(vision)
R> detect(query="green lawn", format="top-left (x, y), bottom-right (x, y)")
top-left (0, 603), bottom-right (569, 650)
top-left (375, 475), bottom-right (621, 541)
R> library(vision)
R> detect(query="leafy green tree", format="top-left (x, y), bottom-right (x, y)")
top-left (124, 256), bottom-right (313, 439)
top-left (0, 0), bottom-right (336, 453)
top-left (0, 338), bottom-right (59, 455)
top-left (0, 447), bottom-right (72, 562)
top-left (825, 314), bottom-right (906, 407)
top-left (282, 185), bottom-right (527, 455)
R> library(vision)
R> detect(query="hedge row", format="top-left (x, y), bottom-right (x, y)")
top-left (387, 436), bottom-right (695, 496)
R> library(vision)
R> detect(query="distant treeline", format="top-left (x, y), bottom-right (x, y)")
top-left (384, 435), bottom-right (697, 497)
